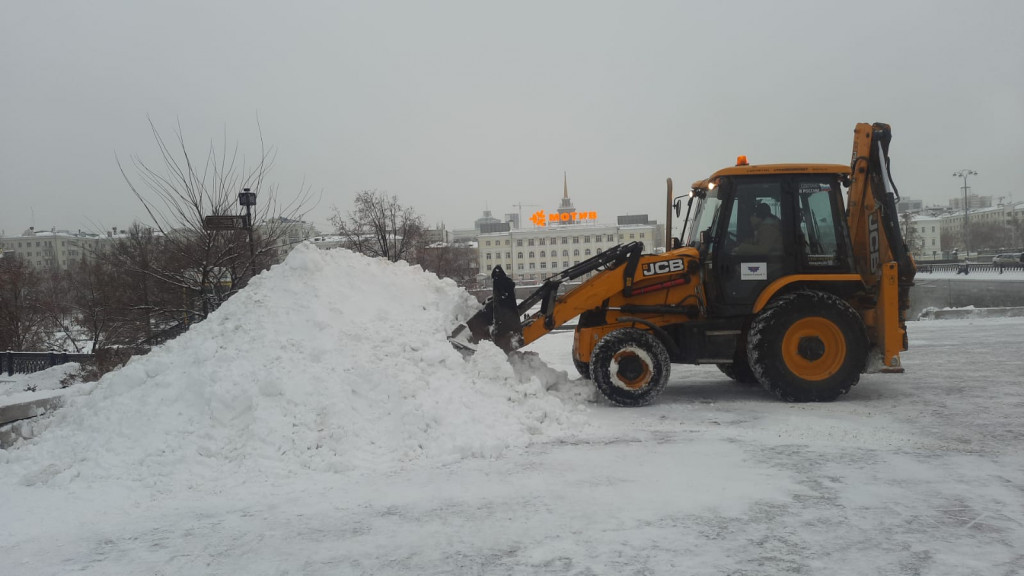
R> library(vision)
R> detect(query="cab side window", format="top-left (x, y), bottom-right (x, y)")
top-left (797, 180), bottom-right (842, 267)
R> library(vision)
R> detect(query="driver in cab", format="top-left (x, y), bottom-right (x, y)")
top-left (733, 202), bottom-right (783, 255)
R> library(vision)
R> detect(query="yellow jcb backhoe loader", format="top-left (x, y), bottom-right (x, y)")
top-left (450, 123), bottom-right (917, 406)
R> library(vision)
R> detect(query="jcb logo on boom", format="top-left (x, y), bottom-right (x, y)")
top-left (868, 213), bottom-right (880, 275)
top-left (642, 259), bottom-right (686, 277)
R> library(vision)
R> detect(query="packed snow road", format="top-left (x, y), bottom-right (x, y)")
top-left (3, 318), bottom-right (1022, 575)
top-left (1, 247), bottom-right (1022, 575)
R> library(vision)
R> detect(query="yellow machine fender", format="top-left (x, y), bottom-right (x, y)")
top-left (752, 274), bottom-right (863, 314)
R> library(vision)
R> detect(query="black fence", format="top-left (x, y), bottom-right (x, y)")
top-left (1, 351), bottom-right (94, 377)
top-left (916, 262), bottom-right (1024, 275)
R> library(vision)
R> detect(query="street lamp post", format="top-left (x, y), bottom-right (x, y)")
top-left (238, 188), bottom-right (258, 278)
top-left (952, 169), bottom-right (977, 261)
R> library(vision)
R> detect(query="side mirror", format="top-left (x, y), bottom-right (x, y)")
top-left (700, 229), bottom-right (711, 247)
top-left (673, 198), bottom-right (683, 217)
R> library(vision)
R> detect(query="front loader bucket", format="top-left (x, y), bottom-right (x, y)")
top-left (448, 265), bottom-right (523, 354)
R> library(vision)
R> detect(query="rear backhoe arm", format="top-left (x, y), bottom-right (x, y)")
top-left (847, 122), bottom-right (917, 369)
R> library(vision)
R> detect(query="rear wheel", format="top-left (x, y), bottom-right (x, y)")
top-left (747, 290), bottom-right (867, 402)
top-left (590, 328), bottom-right (671, 407)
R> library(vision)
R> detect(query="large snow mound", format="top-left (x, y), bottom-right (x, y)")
top-left (2, 244), bottom-right (587, 488)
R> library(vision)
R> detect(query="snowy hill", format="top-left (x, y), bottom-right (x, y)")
top-left (1, 244), bottom-right (589, 488)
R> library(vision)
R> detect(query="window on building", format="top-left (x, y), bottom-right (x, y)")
top-left (584, 235), bottom-right (590, 243)
top-left (540, 250), bottom-right (546, 257)
top-left (529, 251), bottom-right (535, 258)
top-left (486, 253), bottom-right (492, 260)
top-left (561, 237), bottom-right (568, 244)
top-left (562, 250), bottom-right (568, 257)
top-left (516, 240), bottom-right (523, 247)
top-left (529, 262), bottom-right (535, 269)
top-left (607, 234), bottom-right (614, 242)
top-left (585, 249), bottom-right (591, 256)
top-left (639, 233), bottom-right (645, 239)
top-left (573, 249), bottom-right (580, 256)
top-left (539, 238), bottom-right (546, 245)
top-left (517, 263), bottom-right (524, 270)
top-left (528, 239), bottom-right (535, 246)
top-left (540, 262), bottom-right (547, 269)
top-left (505, 252), bottom-right (510, 259)
top-left (563, 261), bottom-right (569, 267)
top-left (573, 236), bottom-right (579, 244)
top-left (630, 233), bottom-right (635, 239)
top-left (486, 240), bottom-right (491, 246)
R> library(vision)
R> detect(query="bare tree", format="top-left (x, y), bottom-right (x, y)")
top-left (418, 242), bottom-right (478, 285)
top-left (35, 268), bottom-right (82, 351)
top-left (330, 190), bottom-right (424, 262)
top-left (69, 255), bottom-right (130, 352)
top-left (900, 212), bottom-right (924, 257)
top-left (116, 119), bottom-right (317, 322)
top-left (0, 256), bottom-right (47, 351)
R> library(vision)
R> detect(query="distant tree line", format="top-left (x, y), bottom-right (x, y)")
top-left (1, 121), bottom-right (484, 384)
top-left (0, 120), bottom-right (316, 382)
top-left (329, 189), bottom-right (479, 285)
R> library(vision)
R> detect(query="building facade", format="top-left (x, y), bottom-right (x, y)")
top-left (0, 227), bottom-right (118, 270)
top-left (477, 220), bottom-right (658, 285)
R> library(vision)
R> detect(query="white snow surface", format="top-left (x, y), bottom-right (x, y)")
top-left (1, 245), bottom-right (588, 488)
top-left (2, 244), bottom-right (1023, 575)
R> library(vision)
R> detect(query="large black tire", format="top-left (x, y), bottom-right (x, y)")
top-left (747, 290), bottom-right (868, 402)
top-left (590, 328), bottom-right (671, 407)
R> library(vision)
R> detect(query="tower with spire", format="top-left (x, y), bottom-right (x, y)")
top-left (556, 171), bottom-right (576, 220)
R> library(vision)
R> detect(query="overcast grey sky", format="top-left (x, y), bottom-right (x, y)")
top-left (2, 0), bottom-right (1022, 237)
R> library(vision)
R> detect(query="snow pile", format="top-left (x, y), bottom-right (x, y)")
top-left (1, 244), bottom-right (587, 488)
top-left (0, 363), bottom-right (81, 405)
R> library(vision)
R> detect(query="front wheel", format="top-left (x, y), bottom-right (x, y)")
top-left (747, 290), bottom-right (868, 402)
top-left (590, 328), bottom-right (671, 407)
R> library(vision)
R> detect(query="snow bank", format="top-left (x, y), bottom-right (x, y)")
top-left (1, 244), bottom-right (587, 488)
top-left (917, 305), bottom-right (1024, 320)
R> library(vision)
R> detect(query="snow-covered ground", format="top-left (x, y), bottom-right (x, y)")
top-left (1, 244), bottom-right (1022, 575)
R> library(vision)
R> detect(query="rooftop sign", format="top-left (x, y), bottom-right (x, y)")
top-left (529, 210), bottom-right (598, 227)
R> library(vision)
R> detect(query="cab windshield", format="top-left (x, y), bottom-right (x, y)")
top-left (683, 188), bottom-right (722, 249)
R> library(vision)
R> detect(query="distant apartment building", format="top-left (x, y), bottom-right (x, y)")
top-left (949, 194), bottom-right (992, 211)
top-left (468, 175), bottom-right (662, 284)
top-left (259, 217), bottom-right (318, 263)
top-left (0, 227), bottom-right (121, 270)
top-left (901, 214), bottom-right (943, 260)
top-left (477, 218), bottom-right (658, 285)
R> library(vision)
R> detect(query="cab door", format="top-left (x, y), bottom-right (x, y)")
top-left (708, 176), bottom-right (798, 316)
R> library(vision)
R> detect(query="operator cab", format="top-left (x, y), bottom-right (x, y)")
top-left (681, 162), bottom-right (854, 316)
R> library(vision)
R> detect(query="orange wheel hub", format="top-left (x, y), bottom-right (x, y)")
top-left (781, 317), bottom-right (846, 381)
top-left (612, 349), bottom-right (652, 390)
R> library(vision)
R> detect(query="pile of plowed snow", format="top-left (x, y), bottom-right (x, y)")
top-left (2, 244), bottom-right (588, 488)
